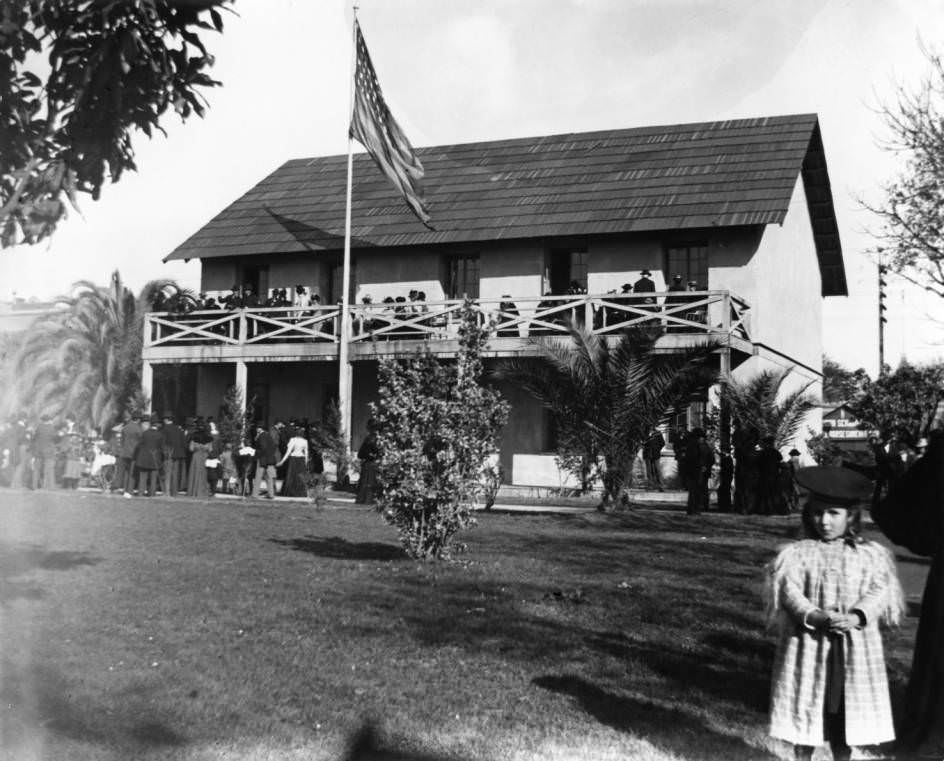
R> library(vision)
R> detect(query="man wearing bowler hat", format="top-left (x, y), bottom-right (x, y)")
top-left (135, 416), bottom-right (164, 497)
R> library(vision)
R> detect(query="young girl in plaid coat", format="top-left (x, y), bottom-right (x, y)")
top-left (766, 467), bottom-right (904, 761)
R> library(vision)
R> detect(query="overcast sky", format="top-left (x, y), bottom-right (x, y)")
top-left (3, 0), bottom-right (943, 375)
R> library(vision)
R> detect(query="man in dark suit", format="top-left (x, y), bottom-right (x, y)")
top-left (643, 428), bottom-right (666, 491)
top-left (119, 413), bottom-right (143, 496)
top-left (135, 416), bottom-right (164, 497)
top-left (252, 422), bottom-right (278, 499)
top-left (632, 269), bottom-right (656, 298)
top-left (632, 269), bottom-right (658, 326)
top-left (161, 414), bottom-right (188, 497)
top-left (30, 414), bottom-right (58, 489)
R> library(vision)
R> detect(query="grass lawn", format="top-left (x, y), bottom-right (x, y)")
top-left (0, 490), bottom-right (926, 761)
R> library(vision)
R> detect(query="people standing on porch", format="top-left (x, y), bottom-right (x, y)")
top-left (632, 269), bottom-right (658, 325)
top-left (684, 428), bottom-right (714, 515)
top-left (30, 414), bottom-right (58, 490)
top-left (161, 414), bottom-right (188, 497)
top-left (292, 285), bottom-right (310, 320)
top-left (135, 416), bottom-right (164, 497)
top-left (643, 428), bottom-right (665, 491)
top-left (277, 428), bottom-right (309, 497)
top-left (118, 413), bottom-right (143, 496)
top-left (252, 423), bottom-right (279, 500)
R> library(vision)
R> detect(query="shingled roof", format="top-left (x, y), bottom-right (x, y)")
top-left (166, 113), bottom-right (846, 296)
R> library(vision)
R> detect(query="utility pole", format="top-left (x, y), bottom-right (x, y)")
top-left (878, 263), bottom-right (888, 375)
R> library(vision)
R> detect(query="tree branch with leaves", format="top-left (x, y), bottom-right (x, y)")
top-left (0, 0), bottom-right (230, 247)
top-left (863, 44), bottom-right (944, 297)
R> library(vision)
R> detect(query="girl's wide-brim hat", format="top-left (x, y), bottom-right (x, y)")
top-left (794, 466), bottom-right (873, 506)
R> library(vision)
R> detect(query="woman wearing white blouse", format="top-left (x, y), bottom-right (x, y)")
top-left (278, 429), bottom-right (309, 497)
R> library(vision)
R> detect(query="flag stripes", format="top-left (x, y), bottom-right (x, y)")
top-left (349, 20), bottom-right (432, 228)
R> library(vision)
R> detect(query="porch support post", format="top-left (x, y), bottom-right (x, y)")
top-left (235, 360), bottom-right (248, 407)
top-left (717, 344), bottom-right (733, 512)
top-left (141, 360), bottom-right (154, 415)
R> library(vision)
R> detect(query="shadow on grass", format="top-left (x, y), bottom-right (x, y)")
top-left (340, 720), bottom-right (481, 761)
top-left (585, 629), bottom-right (772, 714)
top-left (0, 543), bottom-right (102, 603)
top-left (0, 661), bottom-right (184, 750)
top-left (269, 536), bottom-right (405, 561)
top-left (534, 673), bottom-right (777, 760)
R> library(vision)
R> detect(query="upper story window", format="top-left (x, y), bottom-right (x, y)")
top-left (446, 254), bottom-right (480, 299)
top-left (665, 243), bottom-right (708, 289)
top-left (546, 248), bottom-right (588, 294)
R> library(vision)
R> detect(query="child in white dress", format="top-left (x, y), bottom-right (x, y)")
top-left (766, 467), bottom-right (904, 761)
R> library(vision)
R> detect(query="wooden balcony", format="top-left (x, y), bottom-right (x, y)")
top-left (141, 291), bottom-right (753, 363)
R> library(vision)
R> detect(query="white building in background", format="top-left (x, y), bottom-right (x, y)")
top-left (144, 114), bottom-right (846, 486)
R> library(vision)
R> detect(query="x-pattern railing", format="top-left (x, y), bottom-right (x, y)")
top-left (144, 291), bottom-right (751, 348)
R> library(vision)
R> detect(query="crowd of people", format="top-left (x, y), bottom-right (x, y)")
top-left (0, 411), bottom-right (338, 499)
top-left (151, 273), bottom-right (713, 343)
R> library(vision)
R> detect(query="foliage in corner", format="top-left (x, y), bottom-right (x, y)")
top-left (805, 430), bottom-right (845, 466)
top-left (822, 355), bottom-right (869, 404)
top-left (2, 270), bottom-right (190, 431)
top-left (371, 301), bottom-right (509, 560)
top-left (1, 0), bottom-right (230, 247)
top-left (864, 44), bottom-right (944, 297)
top-left (725, 367), bottom-right (817, 448)
top-left (849, 360), bottom-right (944, 444)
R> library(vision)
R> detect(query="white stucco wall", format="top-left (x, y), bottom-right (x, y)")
top-left (709, 176), bottom-right (823, 373)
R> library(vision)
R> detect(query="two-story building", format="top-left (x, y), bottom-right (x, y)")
top-left (146, 113), bottom-right (846, 485)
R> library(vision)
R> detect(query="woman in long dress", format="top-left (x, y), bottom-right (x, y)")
top-left (355, 421), bottom-right (380, 505)
top-left (187, 426), bottom-right (212, 498)
top-left (278, 429), bottom-right (308, 497)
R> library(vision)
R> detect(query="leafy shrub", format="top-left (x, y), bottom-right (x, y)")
top-left (371, 302), bottom-right (509, 559)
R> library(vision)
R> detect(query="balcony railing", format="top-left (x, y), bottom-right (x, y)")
top-left (143, 290), bottom-right (751, 349)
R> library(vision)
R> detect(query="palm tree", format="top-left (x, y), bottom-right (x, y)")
top-left (494, 325), bottom-right (719, 508)
top-left (726, 367), bottom-right (817, 447)
top-left (5, 270), bottom-right (191, 432)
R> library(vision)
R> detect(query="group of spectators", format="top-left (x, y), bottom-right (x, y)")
top-left (152, 273), bottom-right (714, 342)
top-left (644, 424), bottom-right (934, 517)
top-left (0, 414), bottom-right (91, 491)
top-left (0, 411), bottom-right (339, 500)
top-left (154, 284), bottom-right (322, 314)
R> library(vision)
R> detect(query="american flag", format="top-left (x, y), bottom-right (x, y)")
top-left (349, 20), bottom-right (432, 228)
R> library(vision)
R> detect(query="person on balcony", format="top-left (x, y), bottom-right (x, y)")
top-left (533, 290), bottom-right (564, 335)
top-left (354, 295), bottom-right (374, 336)
top-left (684, 280), bottom-right (707, 326)
top-left (223, 285), bottom-right (243, 310)
top-left (664, 275), bottom-right (687, 332)
top-left (497, 296), bottom-right (520, 337)
top-left (632, 269), bottom-right (659, 328)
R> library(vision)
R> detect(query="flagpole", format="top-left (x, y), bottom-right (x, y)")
top-left (338, 5), bottom-right (358, 473)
